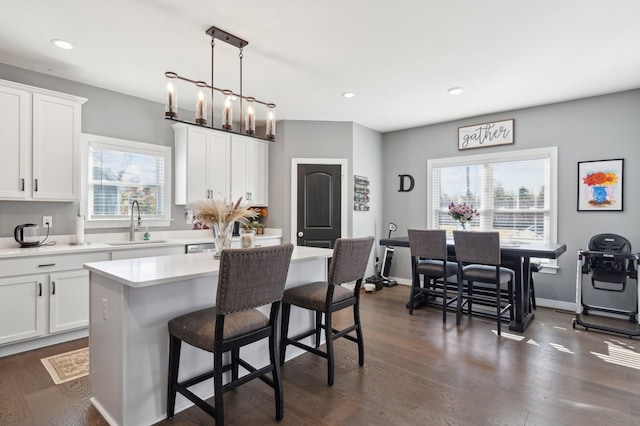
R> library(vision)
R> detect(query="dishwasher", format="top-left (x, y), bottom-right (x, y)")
top-left (185, 243), bottom-right (218, 254)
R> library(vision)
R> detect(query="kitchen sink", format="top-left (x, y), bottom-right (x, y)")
top-left (105, 240), bottom-right (171, 246)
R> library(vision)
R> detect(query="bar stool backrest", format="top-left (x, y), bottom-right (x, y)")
top-left (453, 231), bottom-right (501, 266)
top-left (216, 244), bottom-right (294, 314)
top-left (328, 237), bottom-right (374, 286)
top-left (408, 229), bottom-right (448, 261)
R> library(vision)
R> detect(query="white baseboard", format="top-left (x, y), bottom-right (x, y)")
top-left (0, 328), bottom-right (88, 358)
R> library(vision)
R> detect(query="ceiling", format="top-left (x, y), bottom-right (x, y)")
top-left (2, 1), bottom-right (640, 133)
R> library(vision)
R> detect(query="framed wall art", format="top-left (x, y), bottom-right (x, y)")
top-left (577, 158), bottom-right (624, 211)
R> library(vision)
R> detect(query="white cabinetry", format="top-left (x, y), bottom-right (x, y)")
top-left (0, 79), bottom-right (86, 201)
top-left (0, 274), bottom-right (46, 345)
top-left (231, 135), bottom-right (268, 206)
top-left (49, 270), bottom-right (91, 333)
top-left (0, 252), bottom-right (109, 349)
top-left (174, 123), bottom-right (230, 205)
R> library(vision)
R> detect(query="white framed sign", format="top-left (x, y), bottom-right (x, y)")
top-left (458, 119), bottom-right (514, 150)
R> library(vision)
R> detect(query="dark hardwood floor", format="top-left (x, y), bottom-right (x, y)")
top-left (2, 285), bottom-right (640, 425)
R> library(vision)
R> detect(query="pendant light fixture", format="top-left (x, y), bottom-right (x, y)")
top-left (164, 26), bottom-right (276, 141)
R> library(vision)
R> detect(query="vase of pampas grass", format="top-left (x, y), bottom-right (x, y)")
top-left (188, 197), bottom-right (256, 257)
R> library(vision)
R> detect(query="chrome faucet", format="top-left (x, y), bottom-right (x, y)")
top-left (130, 200), bottom-right (141, 241)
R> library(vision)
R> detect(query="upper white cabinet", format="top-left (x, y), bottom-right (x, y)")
top-left (174, 123), bottom-right (230, 205)
top-left (0, 79), bottom-right (86, 201)
top-left (231, 135), bottom-right (269, 206)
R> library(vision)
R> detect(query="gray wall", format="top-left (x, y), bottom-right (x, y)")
top-left (382, 89), bottom-right (640, 305)
top-left (269, 120), bottom-right (355, 243)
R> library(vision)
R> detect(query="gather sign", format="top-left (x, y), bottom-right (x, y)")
top-left (458, 119), bottom-right (514, 150)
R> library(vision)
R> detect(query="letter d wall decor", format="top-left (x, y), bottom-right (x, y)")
top-left (398, 174), bottom-right (415, 192)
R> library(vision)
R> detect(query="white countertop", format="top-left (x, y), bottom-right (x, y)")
top-left (84, 245), bottom-right (333, 288)
top-left (0, 229), bottom-right (282, 259)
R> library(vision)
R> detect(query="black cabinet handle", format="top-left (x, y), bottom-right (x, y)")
top-left (21, 178), bottom-right (25, 191)
top-left (52, 281), bottom-right (56, 295)
top-left (38, 283), bottom-right (42, 297)
top-left (38, 263), bottom-right (56, 268)
top-left (34, 179), bottom-right (38, 192)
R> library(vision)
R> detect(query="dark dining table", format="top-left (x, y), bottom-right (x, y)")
top-left (379, 236), bottom-right (567, 332)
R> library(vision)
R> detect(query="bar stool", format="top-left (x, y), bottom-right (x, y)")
top-left (166, 244), bottom-right (294, 425)
top-left (407, 229), bottom-right (459, 322)
top-left (280, 236), bottom-right (374, 386)
top-left (453, 231), bottom-right (514, 336)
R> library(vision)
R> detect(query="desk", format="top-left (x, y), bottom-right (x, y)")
top-left (380, 236), bottom-right (566, 332)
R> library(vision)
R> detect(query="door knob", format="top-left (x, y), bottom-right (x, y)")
top-left (298, 232), bottom-right (303, 237)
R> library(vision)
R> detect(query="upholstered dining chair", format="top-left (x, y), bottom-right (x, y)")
top-left (407, 229), bottom-right (459, 322)
top-left (453, 231), bottom-right (514, 336)
top-left (166, 244), bottom-right (294, 425)
top-left (279, 236), bottom-right (374, 386)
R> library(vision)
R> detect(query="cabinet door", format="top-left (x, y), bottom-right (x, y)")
top-left (207, 131), bottom-right (230, 200)
top-left (247, 139), bottom-right (268, 206)
top-left (230, 136), bottom-right (249, 202)
top-left (32, 93), bottom-right (81, 200)
top-left (0, 275), bottom-right (46, 345)
top-left (49, 270), bottom-right (90, 333)
top-left (185, 127), bottom-right (210, 202)
top-left (0, 84), bottom-right (30, 199)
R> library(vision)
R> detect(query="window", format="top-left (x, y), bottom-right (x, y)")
top-left (81, 134), bottom-right (172, 228)
top-left (427, 147), bottom-right (558, 270)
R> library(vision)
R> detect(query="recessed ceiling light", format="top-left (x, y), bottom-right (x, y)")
top-left (342, 92), bottom-right (355, 98)
top-left (448, 87), bottom-right (464, 96)
top-left (51, 39), bottom-right (74, 50)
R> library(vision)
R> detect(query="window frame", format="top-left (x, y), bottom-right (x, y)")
top-left (80, 133), bottom-right (173, 229)
top-left (427, 146), bottom-right (559, 272)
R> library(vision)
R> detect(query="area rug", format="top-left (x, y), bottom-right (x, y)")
top-left (40, 347), bottom-right (89, 385)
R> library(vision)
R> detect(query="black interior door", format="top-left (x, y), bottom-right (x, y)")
top-left (297, 164), bottom-right (341, 248)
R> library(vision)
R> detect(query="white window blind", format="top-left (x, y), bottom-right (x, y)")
top-left (82, 134), bottom-right (172, 227)
top-left (428, 147), bottom-right (558, 268)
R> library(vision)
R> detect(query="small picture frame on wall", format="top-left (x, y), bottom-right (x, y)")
top-left (577, 158), bottom-right (624, 211)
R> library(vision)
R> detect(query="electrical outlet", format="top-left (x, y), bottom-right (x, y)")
top-left (43, 216), bottom-right (53, 229)
top-left (102, 298), bottom-right (109, 321)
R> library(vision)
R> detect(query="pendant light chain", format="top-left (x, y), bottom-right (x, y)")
top-left (239, 47), bottom-right (243, 132)
top-left (210, 38), bottom-right (215, 126)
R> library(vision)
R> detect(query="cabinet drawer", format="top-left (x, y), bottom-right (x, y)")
top-left (0, 251), bottom-right (110, 277)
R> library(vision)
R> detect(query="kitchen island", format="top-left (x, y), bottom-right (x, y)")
top-left (84, 245), bottom-right (333, 426)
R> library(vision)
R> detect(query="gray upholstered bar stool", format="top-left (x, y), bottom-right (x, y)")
top-left (453, 231), bottom-right (514, 335)
top-left (408, 229), bottom-right (459, 322)
top-left (166, 244), bottom-right (294, 426)
top-left (279, 236), bottom-right (374, 386)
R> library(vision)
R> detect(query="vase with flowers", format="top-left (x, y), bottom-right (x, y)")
top-left (247, 207), bottom-right (268, 235)
top-left (582, 171), bottom-right (618, 206)
top-left (188, 197), bottom-right (256, 257)
top-left (448, 202), bottom-right (479, 231)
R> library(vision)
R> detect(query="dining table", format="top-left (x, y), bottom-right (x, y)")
top-left (379, 236), bottom-right (567, 332)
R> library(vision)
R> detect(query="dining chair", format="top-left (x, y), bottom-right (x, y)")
top-left (407, 229), bottom-right (459, 322)
top-left (166, 244), bottom-right (294, 425)
top-left (279, 236), bottom-right (374, 386)
top-left (453, 231), bottom-right (514, 335)
top-left (529, 260), bottom-right (542, 310)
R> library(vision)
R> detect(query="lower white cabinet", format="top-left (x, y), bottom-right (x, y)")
top-left (0, 251), bottom-right (109, 348)
top-left (0, 274), bottom-right (47, 345)
top-left (49, 270), bottom-right (90, 333)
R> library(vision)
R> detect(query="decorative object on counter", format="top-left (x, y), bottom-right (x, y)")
top-left (247, 207), bottom-right (268, 234)
top-left (188, 197), bottom-right (256, 257)
top-left (577, 158), bottom-right (624, 211)
top-left (240, 228), bottom-right (256, 248)
top-left (144, 227), bottom-right (150, 241)
top-left (354, 175), bottom-right (370, 211)
top-left (164, 25), bottom-right (276, 141)
top-left (448, 202), bottom-right (478, 230)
